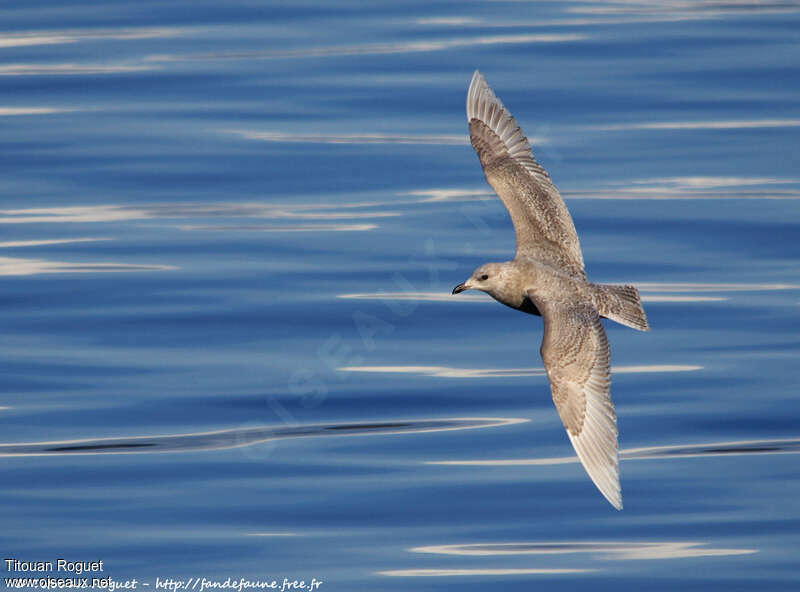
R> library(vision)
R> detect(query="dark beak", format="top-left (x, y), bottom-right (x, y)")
top-left (452, 282), bottom-right (467, 295)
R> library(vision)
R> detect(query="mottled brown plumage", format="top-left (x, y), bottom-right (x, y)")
top-left (452, 71), bottom-right (650, 510)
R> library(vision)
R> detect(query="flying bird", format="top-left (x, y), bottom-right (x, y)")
top-left (452, 71), bottom-right (650, 509)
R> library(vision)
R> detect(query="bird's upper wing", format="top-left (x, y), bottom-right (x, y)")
top-left (467, 70), bottom-right (585, 279)
top-left (531, 292), bottom-right (621, 509)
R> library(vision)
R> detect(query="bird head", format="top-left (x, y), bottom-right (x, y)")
top-left (452, 263), bottom-right (506, 295)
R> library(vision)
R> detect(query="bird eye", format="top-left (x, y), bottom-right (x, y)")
top-left (480, 274), bottom-right (489, 281)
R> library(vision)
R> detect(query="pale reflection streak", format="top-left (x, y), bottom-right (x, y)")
top-left (591, 120), bottom-right (800, 131)
top-left (0, 206), bottom-right (151, 224)
top-left (0, 27), bottom-right (189, 48)
top-left (428, 437), bottom-right (800, 466)
top-left (179, 223), bottom-right (378, 232)
top-left (230, 131), bottom-right (469, 145)
top-left (631, 176), bottom-right (800, 189)
top-left (411, 541), bottom-right (756, 561)
top-left (147, 34), bottom-right (584, 62)
top-left (401, 189), bottom-right (495, 202)
top-left (379, 568), bottom-right (592, 577)
top-left (0, 64), bottom-right (155, 76)
top-left (568, 175), bottom-right (800, 200)
top-left (599, 176), bottom-right (800, 199)
top-left (416, 14), bottom-right (743, 26)
top-left (0, 107), bottom-right (74, 116)
top-left (0, 192), bottom-right (506, 228)
top-left (635, 282), bottom-right (800, 293)
top-left (0, 238), bottom-right (110, 248)
top-left (244, 533), bottom-right (302, 538)
top-left (569, 190), bottom-right (800, 200)
top-left (249, 211), bottom-right (398, 220)
top-left (568, 0), bottom-right (800, 17)
top-left (383, 539), bottom-right (756, 577)
top-left (338, 365), bottom-right (701, 379)
top-left (0, 203), bottom-right (393, 231)
top-left (416, 17), bottom-right (482, 25)
top-left (0, 417), bottom-right (528, 457)
top-left (0, 257), bottom-right (175, 276)
top-left (339, 292), bottom-right (489, 303)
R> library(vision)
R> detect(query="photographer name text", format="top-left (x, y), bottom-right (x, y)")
top-left (5, 559), bottom-right (104, 575)
top-left (3, 560), bottom-right (323, 592)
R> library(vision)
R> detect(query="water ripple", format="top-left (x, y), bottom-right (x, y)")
top-left (0, 27), bottom-right (189, 48)
top-left (0, 417), bottom-right (527, 457)
top-left (0, 202), bottom-right (403, 226)
top-left (411, 541), bottom-right (757, 560)
top-left (379, 567), bottom-right (592, 576)
top-left (178, 223), bottom-right (379, 232)
top-left (146, 34), bottom-right (585, 62)
top-left (591, 120), bottom-right (800, 131)
top-left (230, 131), bottom-right (469, 145)
top-left (0, 107), bottom-right (75, 116)
top-left (0, 257), bottom-right (175, 276)
top-left (0, 238), bottom-right (110, 248)
top-left (0, 63), bottom-right (155, 76)
top-left (428, 437), bottom-right (800, 466)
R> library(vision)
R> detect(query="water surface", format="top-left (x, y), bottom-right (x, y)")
top-left (2, 1), bottom-right (800, 590)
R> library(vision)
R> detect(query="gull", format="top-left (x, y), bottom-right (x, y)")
top-left (452, 71), bottom-right (650, 510)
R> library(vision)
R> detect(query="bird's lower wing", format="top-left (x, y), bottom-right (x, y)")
top-left (533, 294), bottom-right (621, 510)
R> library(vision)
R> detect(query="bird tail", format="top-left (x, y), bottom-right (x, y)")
top-left (593, 284), bottom-right (650, 331)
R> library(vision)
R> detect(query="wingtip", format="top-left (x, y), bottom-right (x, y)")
top-left (600, 480), bottom-right (623, 511)
top-left (467, 70), bottom-right (493, 121)
top-left (607, 491), bottom-right (623, 511)
top-left (566, 429), bottom-right (623, 511)
top-left (597, 475), bottom-right (622, 510)
top-left (467, 70), bottom-right (481, 121)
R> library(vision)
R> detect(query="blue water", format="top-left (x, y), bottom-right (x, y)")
top-left (2, 1), bottom-right (800, 590)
